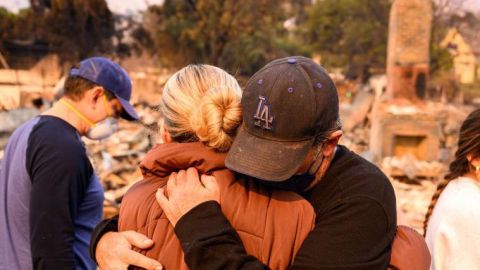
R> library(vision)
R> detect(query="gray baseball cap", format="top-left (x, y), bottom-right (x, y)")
top-left (226, 56), bottom-right (339, 181)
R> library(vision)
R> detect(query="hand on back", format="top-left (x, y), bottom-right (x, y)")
top-left (156, 167), bottom-right (220, 227)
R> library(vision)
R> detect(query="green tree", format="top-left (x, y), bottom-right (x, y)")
top-left (0, 7), bottom-right (17, 41)
top-left (0, 7), bottom-right (16, 67)
top-left (140, 0), bottom-right (307, 75)
top-left (30, 0), bottom-right (115, 65)
top-left (301, 0), bottom-right (390, 80)
top-left (0, 7), bottom-right (36, 68)
top-left (430, 43), bottom-right (453, 74)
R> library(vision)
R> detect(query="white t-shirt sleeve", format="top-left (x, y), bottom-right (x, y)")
top-left (428, 178), bottom-right (480, 270)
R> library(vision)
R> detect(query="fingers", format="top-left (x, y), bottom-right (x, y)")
top-left (123, 248), bottom-right (163, 270)
top-left (156, 187), bottom-right (180, 227)
top-left (167, 172), bottom-right (177, 195)
top-left (169, 168), bottom-right (200, 190)
top-left (155, 188), bottom-right (169, 209)
top-left (201, 174), bottom-right (220, 202)
top-left (200, 174), bottom-right (217, 190)
top-left (176, 169), bottom-right (188, 186)
top-left (186, 167), bottom-right (200, 185)
top-left (121, 231), bottom-right (154, 249)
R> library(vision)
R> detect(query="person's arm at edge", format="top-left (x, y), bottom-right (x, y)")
top-left (430, 195), bottom-right (480, 270)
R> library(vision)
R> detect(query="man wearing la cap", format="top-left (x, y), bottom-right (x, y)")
top-left (0, 57), bottom-right (148, 269)
top-left (91, 56), bottom-right (397, 269)
top-left (156, 56), bottom-right (397, 269)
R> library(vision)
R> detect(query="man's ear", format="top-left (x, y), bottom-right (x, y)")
top-left (322, 130), bottom-right (343, 157)
top-left (90, 87), bottom-right (105, 105)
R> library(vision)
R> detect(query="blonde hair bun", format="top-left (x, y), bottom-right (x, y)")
top-left (191, 87), bottom-right (242, 152)
top-left (161, 64), bottom-right (242, 152)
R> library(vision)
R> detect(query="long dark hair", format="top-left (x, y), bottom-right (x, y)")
top-left (423, 108), bottom-right (480, 236)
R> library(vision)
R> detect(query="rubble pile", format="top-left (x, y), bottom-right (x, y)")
top-left (340, 89), bottom-right (473, 178)
top-left (378, 103), bottom-right (472, 179)
top-left (382, 155), bottom-right (444, 180)
top-left (392, 178), bottom-right (437, 233)
top-left (84, 105), bottom-right (162, 218)
top-left (338, 80), bottom-right (476, 231)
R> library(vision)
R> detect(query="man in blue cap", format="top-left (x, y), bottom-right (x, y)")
top-left (0, 57), bottom-right (141, 269)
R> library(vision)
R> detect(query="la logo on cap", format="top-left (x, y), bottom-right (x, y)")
top-left (254, 96), bottom-right (273, 130)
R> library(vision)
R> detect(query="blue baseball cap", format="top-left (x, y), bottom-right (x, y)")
top-left (69, 57), bottom-right (139, 121)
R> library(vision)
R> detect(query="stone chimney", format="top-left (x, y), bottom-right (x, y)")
top-left (386, 0), bottom-right (432, 101)
top-left (370, 0), bottom-right (441, 169)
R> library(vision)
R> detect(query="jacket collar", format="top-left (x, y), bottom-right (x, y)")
top-left (139, 142), bottom-right (227, 179)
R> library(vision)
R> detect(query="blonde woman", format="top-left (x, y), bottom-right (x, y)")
top-left (424, 108), bottom-right (480, 270)
top-left (117, 65), bottom-right (315, 270)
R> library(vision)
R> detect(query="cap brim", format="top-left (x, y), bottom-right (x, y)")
top-left (226, 126), bottom-right (314, 182)
top-left (116, 95), bottom-right (139, 121)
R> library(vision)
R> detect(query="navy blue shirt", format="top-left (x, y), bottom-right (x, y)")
top-left (0, 115), bottom-right (104, 270)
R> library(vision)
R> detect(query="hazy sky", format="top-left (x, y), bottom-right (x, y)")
top-left (0, 0), bottom-right (163, 14)
top-left (1, 0), bottom-right (479, 14)
top-left (456, 0), bottom-right (480, 11)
